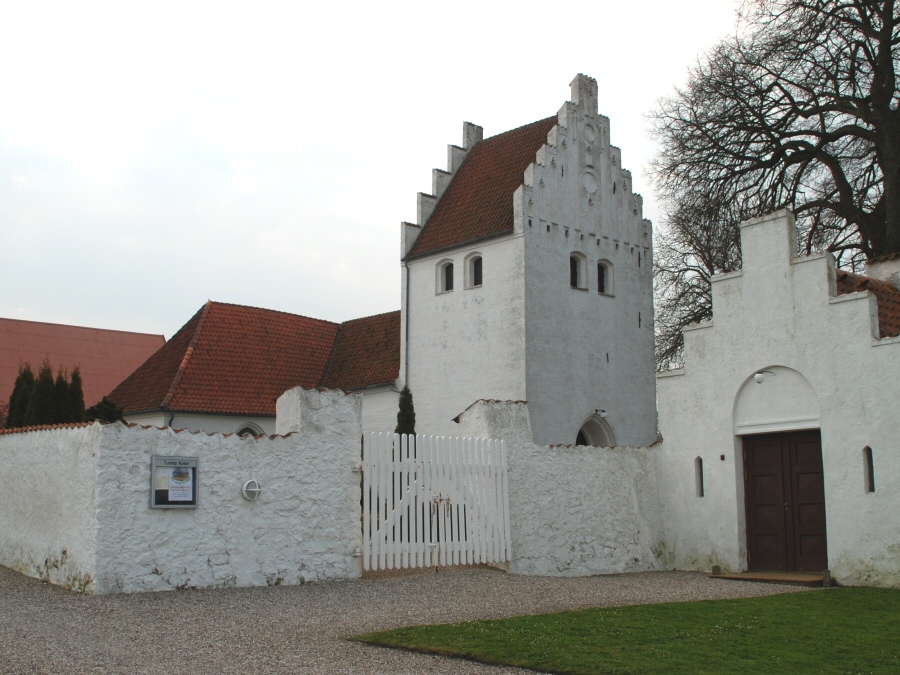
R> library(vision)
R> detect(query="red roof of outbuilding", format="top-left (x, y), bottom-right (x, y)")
top-left (111, 301), bottom-right (401, 417)
top-left (836, 269), bottom-right (900, 338)
top-left (320, 311), bottom-right (401, 390)
top-left (0, 318), bottom-right (165, 408)
top-left (406, 117), bottom-right (558, 259)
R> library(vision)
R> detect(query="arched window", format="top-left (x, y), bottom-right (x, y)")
top-left (597, 260), bottom-right (613, 295)
top-left (436, 259), bottom-right (454, 293)
top-left (570, 252), bottom-right (587, 290)
top-left (465, 252), bottom-right (483, 288)
top-left (863, 446), bottom-right (875, 493)
top-left (236, 423), bottom-right (264, 437)
top-left (695, 457), bottom-right (705, 497)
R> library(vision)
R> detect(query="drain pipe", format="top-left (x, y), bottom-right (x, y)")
top-left (403, 260), bottom-right (411, 388)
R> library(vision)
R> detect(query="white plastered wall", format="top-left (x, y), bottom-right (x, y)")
top-left (656, 210), bottom-right (900, 586)
top-left (124, 411), bottom-right (276, 435)
top-left (402, 235), bottom-right (528, 436)
top-left (0, 424), bottom-right (101, 591)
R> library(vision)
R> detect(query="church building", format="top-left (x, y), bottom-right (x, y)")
top-left (112, 74), bottom-right (657, 446)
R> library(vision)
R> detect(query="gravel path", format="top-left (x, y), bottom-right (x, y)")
top-left (0, 565), bottom-right (811, 674)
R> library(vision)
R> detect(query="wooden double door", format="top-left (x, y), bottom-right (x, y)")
top-left (743, 431), bottom-right (828, 572)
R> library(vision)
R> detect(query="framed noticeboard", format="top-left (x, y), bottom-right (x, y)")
top-left (150, 456), bottom-right (199, 509)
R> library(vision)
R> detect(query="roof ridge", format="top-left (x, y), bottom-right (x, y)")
top-left (482, 115), bottom-right (557, 142)
top-left (160, 300), bottom-right (211, 410)
top-left (339, 309), bottom-right (401, 326)
top-left (318, 322), bottom-right (345, 388)
top-left (205, 299), bottom-right (339, 326)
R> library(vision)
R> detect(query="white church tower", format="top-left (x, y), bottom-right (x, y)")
top-left (399, 74), bottom-right (656, 446)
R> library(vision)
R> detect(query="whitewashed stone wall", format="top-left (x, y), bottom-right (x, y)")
top-left (0, 387), bottom-right (364, 594)
top-left (0, 424), bottom-right (102, 591)
top-left (458, 400), bottom-right (666, 576)
top-left (656, 210), bottom-right (900, 587)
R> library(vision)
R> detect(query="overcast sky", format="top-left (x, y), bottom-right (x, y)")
top-left (0, 1), bottom-right (741, 340)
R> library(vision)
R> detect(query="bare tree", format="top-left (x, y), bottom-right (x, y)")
top-left (650, 0), bottom-right (900, 368)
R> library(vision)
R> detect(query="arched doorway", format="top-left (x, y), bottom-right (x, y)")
top-left (734, 367), bottom-right (827, 572)
top-left (575, 414), bottom-right (615, 447)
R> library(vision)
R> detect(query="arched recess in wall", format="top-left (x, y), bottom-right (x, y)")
top-left (236, 422), bottom-right (264, 437)
top-left (576, 414), bottom-right (616, 447)
top-left (732, 366), bottom-right (820, 436)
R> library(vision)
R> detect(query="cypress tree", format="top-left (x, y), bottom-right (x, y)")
top-left (68, 367), bottom-right (87, 422)
top-left (395, 386), bottom-right (416, 436)
top-left (25, 360), bottom-right (56, 426)
top-left (54, 368), bottom-right (72, 423)
top-left (6, 363), bottom-right (35, 428)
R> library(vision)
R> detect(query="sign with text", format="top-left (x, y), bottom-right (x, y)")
top-left (150, 456), bottom-right (199, 508)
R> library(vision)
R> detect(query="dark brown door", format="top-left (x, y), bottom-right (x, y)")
top-left (743, 431), bottom-right (828, 572)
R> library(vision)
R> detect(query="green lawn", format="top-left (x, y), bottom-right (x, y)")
top-left (355, 587), bottom-right (900, 674)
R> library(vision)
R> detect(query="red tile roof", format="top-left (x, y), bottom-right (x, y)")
top-left (320, 311), bottom-right (401, 390)
top-left (111, 301), bottom-right (401, 417)
top-left (0, 318), bottom-right (165, 408)
top-left (836, 269), bottom-right (900, 338)
top-left (406, 117), bottom-right (558, 259)
top-left (110, 301), bottom-right (340, 416)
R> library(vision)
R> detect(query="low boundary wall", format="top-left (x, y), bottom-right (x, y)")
top-left (0, 388), bottom-right (363, 594)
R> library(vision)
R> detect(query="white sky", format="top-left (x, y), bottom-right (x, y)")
top-left (0, 0), bottom-right (741, 340)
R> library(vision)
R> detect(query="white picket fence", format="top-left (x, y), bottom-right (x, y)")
top-left (361, 432), bottom-right (511, 571)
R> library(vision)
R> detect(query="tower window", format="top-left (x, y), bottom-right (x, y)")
top-left (864, 446), bottom-right (875, 493)
top-left (437, 259), bottom-right (454, 293)
top-left (570, 253), bottom-right (587, 289)
top-left (465, 253), bottom-right (483, 288)
top-left (597, 260), bottom-right (613, 295)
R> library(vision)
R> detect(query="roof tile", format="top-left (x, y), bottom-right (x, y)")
top-left (0, 318), bottom-right (164, 408)
top-left (406, 117), bottom-right (557, 259)
top-left (836, 269), bottom-right (900, 338)
top-left (319, 311), bottom-right (400, 390)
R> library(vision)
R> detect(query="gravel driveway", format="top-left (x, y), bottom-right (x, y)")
top-left (0, 565), bottom-right (810, 674)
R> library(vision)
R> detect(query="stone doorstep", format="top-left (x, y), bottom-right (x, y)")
top-left (708, 570), bottom-right (827, 588)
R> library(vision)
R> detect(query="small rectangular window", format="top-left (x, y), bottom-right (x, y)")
top-left (695, 457), bottom-right (704, 497)
top-left (473, 257), bottom-right (482, 286)
top-left (598, 264), bottom-right (606, 293)
top-left (864, 446), bottom-right (875, 493)
top-left (444, 263), bottom-right (454, 291)
top-left (570, 256), bottom-right (579, 288)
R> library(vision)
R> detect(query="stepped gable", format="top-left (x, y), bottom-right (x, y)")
top-left (319, 311), bottom-right (400, 391)
top-left (0, 317), bottom-right (164, 408)
top-left (406, 116), bottom-right (557, 259)
top-left (836, 269), bottom-right (900, 338)
top-left (110, 301), bottom-right (340, 416)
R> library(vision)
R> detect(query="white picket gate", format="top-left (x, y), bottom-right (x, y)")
top-left (361, 432), bottom-right (511, 571)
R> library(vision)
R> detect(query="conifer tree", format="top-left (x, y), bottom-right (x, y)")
top-left (25, 360), bottom-right (56, 426)
top-left (86, 396), bottom-right (125, 423)
top-left (6, 363), bottom-right (35, 428)
top-left (394, 386), bottom-right (416, 436)
top-left (68, 367), bottom-right (87, 422)
top-left (54, 368), bottom-right (72, 423)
